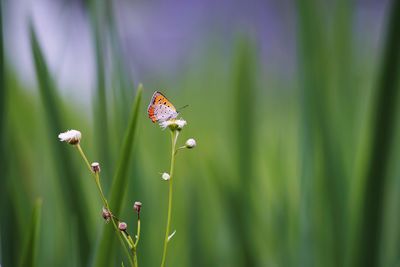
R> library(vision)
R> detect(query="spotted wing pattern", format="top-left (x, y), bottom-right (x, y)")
top-left (147, 91), bottom-right (178, 123)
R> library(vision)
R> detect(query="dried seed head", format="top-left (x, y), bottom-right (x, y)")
top-left (58, 130), bottom-right (81, 145)
top-left (118, 222), bottom-right (127, 231)
top-left (91, 162), bottom-right (101, 173)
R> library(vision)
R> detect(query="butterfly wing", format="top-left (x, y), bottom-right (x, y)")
top-left (147, 91), bottom-right (178, 123)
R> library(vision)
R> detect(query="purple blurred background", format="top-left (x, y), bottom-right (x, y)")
top-left (5, 0), bottom-right (388, 104)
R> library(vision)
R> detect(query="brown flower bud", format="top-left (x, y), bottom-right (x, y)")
top-left (118, 222), bottom-right (127, 231)
top-left (102, 207), bottom-right (111, 223)
top-left (134, 201), bottom-right (142, 213)
top-left (91, 162), bottom-right (101, 173)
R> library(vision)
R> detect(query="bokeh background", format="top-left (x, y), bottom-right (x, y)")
top-left (1, 0), bottom-right (400, 266)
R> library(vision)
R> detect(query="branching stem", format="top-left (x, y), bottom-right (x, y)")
top-left (160, 131), bottom-right (179, 267)
top-left (75, 144), bottom-right (137, 267)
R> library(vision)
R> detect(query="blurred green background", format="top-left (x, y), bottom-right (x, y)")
top-left (1, 0), bottom-right (400, 266)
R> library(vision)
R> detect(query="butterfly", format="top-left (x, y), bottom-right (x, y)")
top-left (147, 91), bottom-right (179, 123)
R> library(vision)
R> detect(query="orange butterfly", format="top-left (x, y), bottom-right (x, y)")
top-left (147, 91), bottom-right (179, 123)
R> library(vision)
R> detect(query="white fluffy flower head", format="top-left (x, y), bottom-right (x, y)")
top-left (159, 119), bottom-right (187, 131)
top-left (58, 129), bottom-right (81, 145)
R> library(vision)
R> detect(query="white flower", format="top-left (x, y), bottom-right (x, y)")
top-left (185, 138), bottom-right (196, 149)
top-left (161, 172), bottom-right (170, 181)
top-left (58, 129), bottom-right (81, 145)
top-left (159, 119), bottom-right (187, 131)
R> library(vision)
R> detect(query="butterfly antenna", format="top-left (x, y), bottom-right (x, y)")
top-left (177, 104), bottom-right (189, 112)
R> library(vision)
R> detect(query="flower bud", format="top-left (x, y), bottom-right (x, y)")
top-left (118, 222), bottom-right (127, 231)
top-left (185, 138), bottom-right (196, 149)
top-left (91, 162), bottom-right (101, 173)
top-left (134, 201), bottom-right (142, 213)
top-left (161, 172), bottom-right (170, 181)
top-left (102, 207), bottom-right (111, 223)
top-left (58, 129), bottom-right (81, 145)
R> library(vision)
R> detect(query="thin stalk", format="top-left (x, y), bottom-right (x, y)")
top-left (127, 235), bottom-right (135, 247)
top-left (174, 146), bottom-right (186, 155)
top-left (76, 144), bottom-right (92, 172)
top-left (95, 175), bottom-right (108, 207)
top-left (133, 251), bottom-right (138, 267)
top-left (123, 233), bottom-right (137, 267)
top-left (134, 220), bottom-right (141, 247)
top-left (75, 144), bottom-right (136, 267)
top-left (113, 218), bottom-right (135, 267)
top-left (133, 217), bottom-right (141, 266)
top-left (161, 131), bottom-right (179, 267)
top-left (121, 231), bottom-right (134, 249)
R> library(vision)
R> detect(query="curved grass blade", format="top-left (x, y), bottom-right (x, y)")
top-left (356, 1), bottom-right (400, 266)
top-left (232, 38), bottom-right (257, 266)
top-left (19, 198), bottom-right (42, 267)
top-left (0, 0), bottom-right (5, 145)
top-left (93, 84), bottom-right (143, 267)
top-left (296, 1), bottom-right (348, 265)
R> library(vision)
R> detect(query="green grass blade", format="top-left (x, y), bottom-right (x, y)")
top-left (0, 0), bottom-right (5, 141)
top-left (109, 84), bottom-right (143, 225)
top-left (0, 0), bottom-right (7, 203)
top-left (356, 1), bottom-right (400, 266)
top-left (29, 23), bottom-right (93, 264)
top-left (296, 1), bottom-right (324, 265)
top-left (19, 198), bottom-right (42, 267)
top-left (296, 1), bottom-right (351, 265)
top-left (231, 38), bottom-right (257, 266)
top-left (93, 84), bottom-right (143, 267)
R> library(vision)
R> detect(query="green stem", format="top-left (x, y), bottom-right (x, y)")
top-left (160, 131), bottom-right (179, 267)
top-left (75, 144), bottom-right (136, 267)
top-left (134, 219), bottom-right (141, 247)
top-left (121, 231), bottom-right (133, 249)
top-left (174, 146), bottom-right (186, 155)
top-left (125, 234), bottom-right (137, 267)
top-left (115, 219), bottom-right (136, 267)
top-left (75, 144), bottom-right (92, 172)
top-left (133, 252), bottom-right (138, 267)
top-left (133, 218), bottom-right (141, 266)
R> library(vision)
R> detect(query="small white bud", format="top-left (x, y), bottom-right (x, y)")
top-left (185, 138), bottom-right (196, 149)
top-left (91, 162), bottom-right (101, 173)
top-left (161, 172), bottom-right (170, 181)
top-left (58, 129), bottom-right (81, 145)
